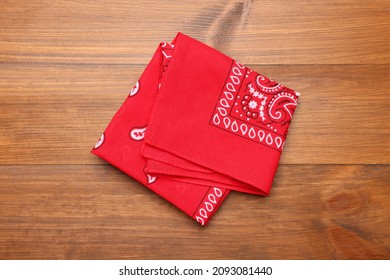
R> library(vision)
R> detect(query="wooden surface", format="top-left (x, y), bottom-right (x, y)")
top-left (0, 0), bottom-right (389, 259)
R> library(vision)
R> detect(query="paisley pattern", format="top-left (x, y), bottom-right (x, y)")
top-left (93, 133), bottom-right (105, 149)
top-left (143, 166), bottom-right (157, 185)
top-left (268, 91), bottom-right (298, 124)
top-left (130, 126), bottom-right (147, 141)
top-left (241, 94), bottom-right (259, 119)
top-left (256, 74), bottom-right (284, 93)
top-left (239, 76), bottom-right (299, 136)
top-left (210, 60), bottom-right (300, 151)
top-left (129, 80), bottom-right (140, 97)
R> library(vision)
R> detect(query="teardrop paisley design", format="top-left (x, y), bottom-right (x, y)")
top-left (129, 80), bottom-right (140, 97)
top-left (210, 60), bottom-right (300, 152)
top-left (193, 187), bottom-right (226, 226)
top-left (143, 166), bottom-right (157, 184)
top-left (130, 126), bottom-right (147, 141)
top-left (146, 173), bottom-right (157, 184)
top-left (268, 91), bottom-right (298, 124)
top-left (93, 133), bottom-right (105, 149)
top-left (256, 74), bottom-right (284, 93)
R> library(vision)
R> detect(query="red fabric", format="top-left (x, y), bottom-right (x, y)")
top-left (91, 32), bottom-right (300, 225)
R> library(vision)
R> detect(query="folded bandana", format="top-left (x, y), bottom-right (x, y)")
top-left (91, 32), bottom-right (300, 225)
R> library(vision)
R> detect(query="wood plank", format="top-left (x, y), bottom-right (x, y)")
top-left (0, 164), bottom-right (388, 259)
top-left (1, 0), bottom-right (388, 264)
top-left (0, 0), bottom-right (389, 65)
top-left (0, 64), bottom-right (389, 164)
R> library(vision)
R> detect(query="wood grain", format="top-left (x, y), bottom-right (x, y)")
top-left (0, 164), bottom-right (388, 259)
top-left (0, 0), bottom-right (389, 260)
top-left (0, 64), bottom-right (389, 164)
top-left (0, 0), bottom-right (389, 65)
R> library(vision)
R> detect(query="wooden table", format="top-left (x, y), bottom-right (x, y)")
top-left (0, 0), bottom-right (389, 259)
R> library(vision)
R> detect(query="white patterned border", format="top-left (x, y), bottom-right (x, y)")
top-left (210, 61), bottom-right (285, 152)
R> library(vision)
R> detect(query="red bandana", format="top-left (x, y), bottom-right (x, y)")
top-left (91, 33), bottom-right (300, 225)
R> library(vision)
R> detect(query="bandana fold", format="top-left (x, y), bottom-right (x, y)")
top-left (92, 32), bottom-right (300, 225)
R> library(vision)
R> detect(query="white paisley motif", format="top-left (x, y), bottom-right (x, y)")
top-left (195, 187), bottom-right (223, 226)
top-left (130, 126), bottom-right (147, 141)
top-left (129, 80), bottom-right (140, 97)
top-left (256, 75), bottom-right (284, 93)
top-left (210, 60), bottom-right (293, 152)
top-left (146, 173), bottom-right (157, 184)
top-left (268, 94), bottom-right (297, 121)
top-left (93, 133), bottom-right (105, 149)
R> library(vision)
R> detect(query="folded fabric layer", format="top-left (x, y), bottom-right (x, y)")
top-left (92, 32), bottom-right (300, 225)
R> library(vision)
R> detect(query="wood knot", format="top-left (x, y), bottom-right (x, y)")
top-left (325, 191), bottom-right (366, 215)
